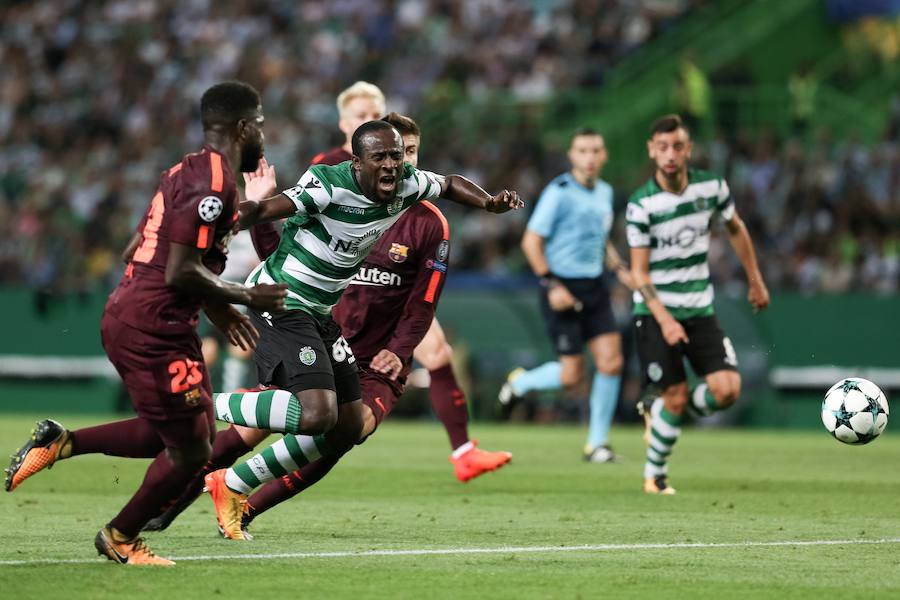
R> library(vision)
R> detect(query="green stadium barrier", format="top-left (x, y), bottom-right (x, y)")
top-left (1, 289), bottom-right (897, 428)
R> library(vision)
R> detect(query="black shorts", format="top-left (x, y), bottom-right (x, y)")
top-left (634, 313), bottom-right (738, 390)
top-left (249, 309), bottom-right (360, 404)
top-left (539, 276), bottom-right (617, 356)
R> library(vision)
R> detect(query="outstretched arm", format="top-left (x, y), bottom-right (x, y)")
top-left (439, 174), bottom-right (524, 213)
top-left (165, 243), bottom-right (287, 312)
top-left (724, 213), bottom-right (769, 312)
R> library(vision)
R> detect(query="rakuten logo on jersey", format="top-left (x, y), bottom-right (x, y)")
top-left (350, 266), bottom-right (402, 287)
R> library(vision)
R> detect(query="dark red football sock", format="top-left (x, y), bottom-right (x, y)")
top-left (429, 364), bottom-right (470, 450)
top-left (246, 454), bottom-right (341, 523)
top-left (149, 425), bottom-right (254, 520)
top-left (206, 426), bottom-right (252, 471)
top-left (109, 414), bottom-right (211, 538)
top-left (70, 418), bottom-right (164, 458)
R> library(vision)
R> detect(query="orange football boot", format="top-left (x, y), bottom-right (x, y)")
top-left (203, 469), bottom-right (249, 540)
top-left (450, 440), bottom-right (512, 483)
top-left (94, 527), bottom-right (174, 566)
top-left (5, 419), bottom-right (69, 492)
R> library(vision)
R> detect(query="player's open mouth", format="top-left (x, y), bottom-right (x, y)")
top-left (378, 175), bottom-right (397, 192)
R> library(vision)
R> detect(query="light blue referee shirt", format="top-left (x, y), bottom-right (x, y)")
top-left (527, 172), bottom-right (614, 278)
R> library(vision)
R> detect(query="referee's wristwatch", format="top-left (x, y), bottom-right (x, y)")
top-left (539, 274), bottom-right (561, 289)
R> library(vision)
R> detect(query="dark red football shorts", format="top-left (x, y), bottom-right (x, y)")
top-left (101, 311), bottom-right (213, 423)
top-left (359, 369), bottom-right (402, 428)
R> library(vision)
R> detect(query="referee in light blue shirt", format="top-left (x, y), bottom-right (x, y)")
top-left (499, 128), bottom-right (633, 463)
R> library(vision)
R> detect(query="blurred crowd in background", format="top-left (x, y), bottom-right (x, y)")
top-left (1, 0), bottom-right (897, 307)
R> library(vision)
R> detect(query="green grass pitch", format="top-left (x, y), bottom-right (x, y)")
top-left (1, 414), bottom-right (899, 598)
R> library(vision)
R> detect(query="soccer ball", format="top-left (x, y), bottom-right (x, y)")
top-left (821, 377), bottom-right (889, 445)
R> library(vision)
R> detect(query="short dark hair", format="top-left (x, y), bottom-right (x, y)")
top-left (351, 120), bottom-right (400, 157)
top-left (650, 114), bottom-right (689, 138)
top-left (382, 112), bottom-right (420, 138)
top-left (200, 81), bottom-right (261, 130)
top-left (570, 127), bottom-right (602, 146)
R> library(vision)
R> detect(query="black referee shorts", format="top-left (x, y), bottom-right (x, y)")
top-left (539, 276), bottom-right (617, 356)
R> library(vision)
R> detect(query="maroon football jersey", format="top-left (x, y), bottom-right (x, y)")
top-left (310, 147), bottom-right (352, 166)
top-left (331, 201), bottom-right (450, 386)
top-left (105, 146), bottom-right (239, 335)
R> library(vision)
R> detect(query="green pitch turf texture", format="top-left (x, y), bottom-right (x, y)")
top-left (1, 415), bottom-right (899, 599)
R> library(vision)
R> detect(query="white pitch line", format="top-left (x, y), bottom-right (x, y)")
top-left (2, 537), bottom-right (900, 567)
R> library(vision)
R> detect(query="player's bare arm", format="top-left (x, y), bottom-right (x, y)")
top-left (521, 229), bottom-right (579, 312)
top-left (121, 231), bottom-right (142, 264)
top-left (165, 242), bottom-right (287, 312)
top-left (630, 246), bottom-right (689, 345)
top-left (605, 242), bottom-right (636, 290)
top-left (724, 212), bottom-right (770, 312)
top-left (439, 174), bottom-right (524, 213)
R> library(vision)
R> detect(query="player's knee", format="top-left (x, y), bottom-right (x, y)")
top-left (168, 440), bottom-right (212, 470)
top-left (560, 368), bottom-right (582, 389)
top-left (420, 342), bottom-right (452, 370)
top-left (296, 390), bottom-right (339, 433)
top-left (596, 353), bottom-right (623, 376)
top-left (433, 342), bottom-right (453, 369)
top-left (710, 376), bottom-right (741, 408)
top-left (662, 385), bottom-right (689, 414)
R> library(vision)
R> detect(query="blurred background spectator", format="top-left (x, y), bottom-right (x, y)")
top-left (0, 0), bottom-right (897, 309)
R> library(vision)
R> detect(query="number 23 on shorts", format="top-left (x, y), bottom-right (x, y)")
top-left (168, 358), bottom-right (203, 393)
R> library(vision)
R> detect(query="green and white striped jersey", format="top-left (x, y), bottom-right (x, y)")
top-left (626, 168), bottom-right (734, 320)
top-left (247, 161), bottom-right (444, 315)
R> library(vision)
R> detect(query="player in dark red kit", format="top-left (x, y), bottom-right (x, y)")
top-left (4, 81), bottom-right (287, 565)
top-left (140, 113), bottom-right (512, 539)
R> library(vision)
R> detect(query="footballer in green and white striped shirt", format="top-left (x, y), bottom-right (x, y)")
top-left (626, 114), bottom-right (769, 496)
top-left (202, 120), bottom-right (523, 539)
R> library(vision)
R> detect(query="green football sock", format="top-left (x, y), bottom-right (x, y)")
top-left (644, 398), bottom-right (683, 479)
top-left (214, 390), bottom-right (301, 434)
top-left (224, 434), bottom-right (334, 494)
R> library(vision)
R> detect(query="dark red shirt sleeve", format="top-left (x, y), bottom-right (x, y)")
top-left (168, 151), bottom-right (231, 251)
top-left (250, 221), bottom-right (280, 260)
top-left (385, 207), bottom-right (450, 358)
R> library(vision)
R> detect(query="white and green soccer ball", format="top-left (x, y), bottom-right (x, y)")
top-left (821, 377), bottom-right (889, 445)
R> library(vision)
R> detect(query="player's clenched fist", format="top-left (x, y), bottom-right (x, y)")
top-left (248, 283), bottom-right (288, 313)
top-left (486, 190), bottom-right (524, 213)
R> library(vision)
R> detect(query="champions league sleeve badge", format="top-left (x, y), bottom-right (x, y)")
top-left (198, 196), bottom-right (223, 222)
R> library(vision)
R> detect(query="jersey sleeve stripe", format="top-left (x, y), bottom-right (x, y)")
top-left (210, 153), bottom-right (224, 192)
top-left (424, 271), bottom-right (442, 304)
top-left (420, 201), bottom-right (450, 239)
top-left (196, 224), bottom-right (211, 249)
top-left (168, 163), bottom-right (183, 176)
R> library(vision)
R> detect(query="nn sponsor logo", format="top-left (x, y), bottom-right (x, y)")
top-left (657, 225), bottom-right (709, 249)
